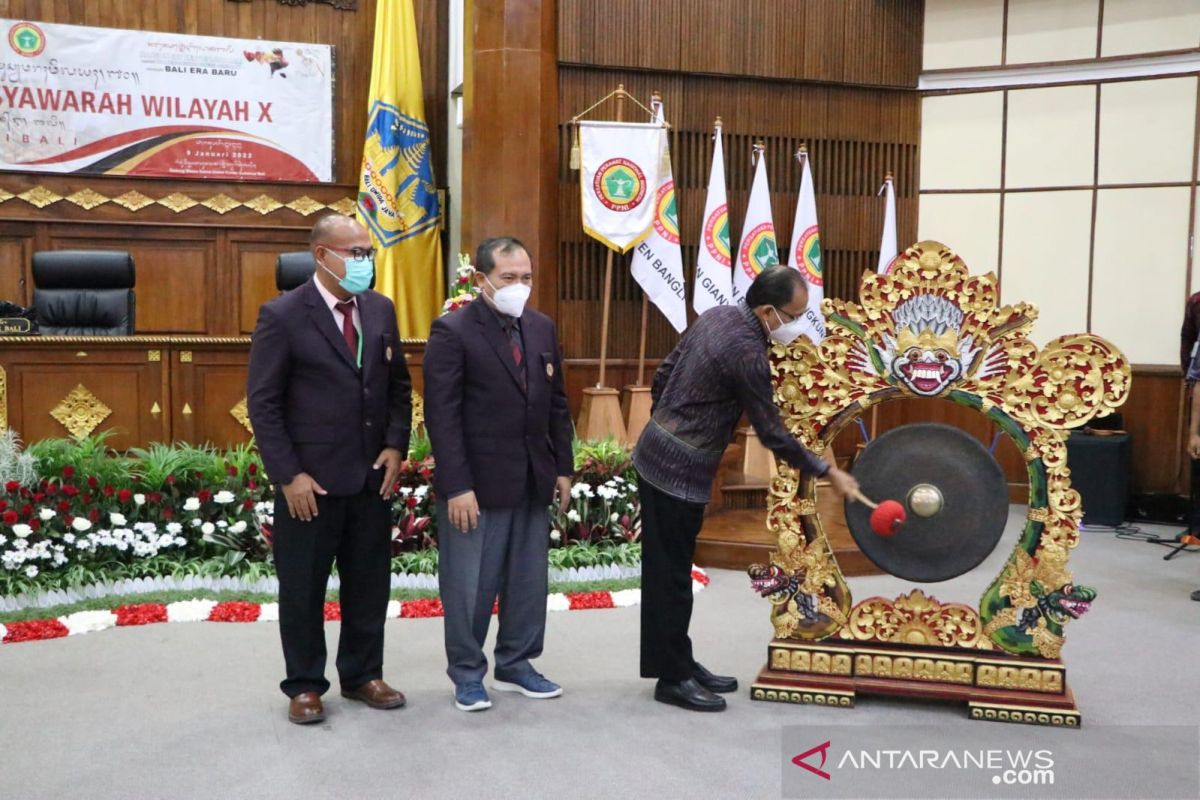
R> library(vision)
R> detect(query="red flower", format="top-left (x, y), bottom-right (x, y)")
top-left (63, 515), bottom-right (74, 526)
top-left (243, 499), bottom-right (255, 510)
top-left (147, 492), bottom-right (162, 504)
top-left (57, 500), bottom-right (71, 512)
top-left (247, 480), bottom-right (257, 491)
top-left (29, 518), bottom-right (40, 531)
top-left (102, 485), bottom-right (114, 497)
top-left (418, 467), bottom-right (432, 480)
top-left (61, 465), bottom-right (75, 479)
top-left (165, 474), bottom-right (176, 486)
top-left (400, 598), bottom-right (444, 618)
top-left (88, 508), bottom-right (101, 523)
top-left (2, 510), bottom-right (17, 524)
top-left (566, 591), bottom-right (615, 610)
top-left (247, 463), bottom-right (257, 476)
top-left (162, 507), bottom-right (174, 520)
top-left (82, 494), bottom-right (92, 505)
top-left (3, 619), bottom-right (69, 643)
top-left (61, 485), bottom-right (79, 497)
top-left (209, 601), bottom-right (261, 623)
top-left (118, 489), bottom-right (133, 503)
top-left (323, 602), bottom-right (342, 621)
top-left (226, 465), bottom-right (238, 477)
top-left (261, 523), bottom-right (273, 545)
top-left (406, 496), bottom-right (418, 509)
top-left (0, 500), bottom-right (6, 511)
top-left (115, 603), bottom-right (167, 626)
top-left (18, 487), bottom-right (30, 498)
top-left (4, 480), bottom-right (19, 492)
top-left (197, 490), bottom-right (212, 503)
top-left (32, 492), bottom-right (45, 503)
top-left (86, 476), bottom-right (99, 489)
top-left (20, 504), bottom-right (32, 518)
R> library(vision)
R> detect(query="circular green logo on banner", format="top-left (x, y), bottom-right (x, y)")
top-left (703, 205), bottom-right (731, 266)
top-left (9, 22), bottom-right (45, 57)
top-left (738, 222), bottom-right (778, 280)
top-left (593, 158), bottom-right (647, 213)
top-left (796, 225), bottom-right (823, 287)
top-left (652, 180), bottom-right (680, 243)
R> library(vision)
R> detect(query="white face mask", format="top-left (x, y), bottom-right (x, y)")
top-left (484, 275), bottom-right (532, 317)
top-left (768, 308), bottom-right (806, 345)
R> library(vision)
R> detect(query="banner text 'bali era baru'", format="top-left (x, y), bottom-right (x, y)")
top-left (0, 19), bottom-right (333, 182)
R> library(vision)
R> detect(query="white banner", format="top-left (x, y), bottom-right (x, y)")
top-left (877, 176), bottom-right (898, 274)
top-left (694, 124), bottom-right (733, 315)
top-left (630, 101), bottom-right (686, 333)
top-left (0, 19), bottom-right (333, 182)
top-left (734, 145), bottom-right (778, 301)
top-left (579, 120), bottom-right (664, 253)
top-left (789, 149), bottom-right (825, 343)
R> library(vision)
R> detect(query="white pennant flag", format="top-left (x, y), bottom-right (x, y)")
top-left (789, 149), bottom-right (825, 343)
top-left (877, 175), bottom-right (898, 274)
top-left (578, 120), bottom-right (665, 253)
top-left (630, 100), bottom-right (687, 333)
top-left (693, 123), bottom-right (733, 314)
top-left (734, 144), bottom-right (778, 301)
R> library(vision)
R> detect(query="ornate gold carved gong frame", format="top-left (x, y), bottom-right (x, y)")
top-left (748, 241), bottom-right (1130, 726)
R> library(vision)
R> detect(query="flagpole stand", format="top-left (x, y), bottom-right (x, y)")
top-left (621, 386), bottom-right (652, 444)
top-left (579, 387), bottom-right (626, 443)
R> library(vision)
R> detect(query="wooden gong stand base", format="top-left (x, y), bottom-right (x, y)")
top-left (749, 636), bottom-right (1080, 728)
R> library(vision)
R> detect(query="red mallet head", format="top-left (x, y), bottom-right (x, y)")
top-left (870, 500), bottom-right (906, 536)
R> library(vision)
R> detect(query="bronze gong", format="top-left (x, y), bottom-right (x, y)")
top-left (843, 422), bottom-right (1009, 582)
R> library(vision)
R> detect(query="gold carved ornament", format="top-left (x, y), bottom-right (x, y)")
top-left (49, 384), bottom-right (112, 440)
top-left (1, 184), bottom-right (356, 217)
top-left (230, 398), bottom-right (254, 435)
top-left (755, 241), bottom-right (1130, 660)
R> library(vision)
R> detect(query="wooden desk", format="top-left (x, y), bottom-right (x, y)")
top-left (0, 336), bottom-right (426, 449)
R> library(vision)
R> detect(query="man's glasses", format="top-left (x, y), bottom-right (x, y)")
top-left (324, 245), bottom-right (377, 261)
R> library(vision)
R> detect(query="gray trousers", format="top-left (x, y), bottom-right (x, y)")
top-left (437, 496), bottom-right (549, 686)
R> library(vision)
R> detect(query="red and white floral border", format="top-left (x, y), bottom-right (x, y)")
top-left (0, 568), bottom-right (710, 645)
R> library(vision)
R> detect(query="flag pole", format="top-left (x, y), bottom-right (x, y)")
top-left (633, 90), bottom-right (661, 387)
top-left (869, 168), bottom-right (895, 443)
top-left (595, 85), bottom-right (625, 390)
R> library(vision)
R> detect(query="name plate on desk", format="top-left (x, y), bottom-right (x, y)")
top-left (0, 318), bottom-right (34, 335)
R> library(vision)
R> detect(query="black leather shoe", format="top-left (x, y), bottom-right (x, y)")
top-left (1191, 589), bottom-right (1200, 602)
top-left (654, 678), bottom-right (726, 712)
top-left (693, 662), bottom-right (738, 693)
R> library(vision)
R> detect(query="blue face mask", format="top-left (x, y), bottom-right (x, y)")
top-left (321, 251), bottom-right (374, 295)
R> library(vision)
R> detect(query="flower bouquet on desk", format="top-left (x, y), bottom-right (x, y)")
top-left (441, 253), bottom-right (477, 315)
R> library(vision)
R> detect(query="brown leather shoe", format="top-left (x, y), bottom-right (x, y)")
top-left (288, 692), bottom-right (325, 725)
top-left (341, 679), bottom-right (406, 709)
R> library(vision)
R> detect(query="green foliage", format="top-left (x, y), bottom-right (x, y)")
top-left (407, 430), bottom-right (432, 462)
top-left (0, 429), bottom-right (38, 487)
top-left (547, 541), bottom-right (641, 570)
top-left (27, 430), bottom-right (133, 488)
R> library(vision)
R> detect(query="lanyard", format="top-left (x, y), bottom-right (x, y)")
top-left (355, 328), bottom-right (363, 369)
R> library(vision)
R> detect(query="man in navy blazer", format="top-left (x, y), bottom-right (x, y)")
top-left (423, 236), bottom-right (574, 711)
top-left (247, 214), bottom-right (412, 725)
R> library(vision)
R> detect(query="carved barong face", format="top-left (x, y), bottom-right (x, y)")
top-left (887, 294), bottom-right (967, 397)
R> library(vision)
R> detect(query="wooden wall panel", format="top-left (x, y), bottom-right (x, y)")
top-left (559, 0), bottom-right (923, 88)
top-left (43, 228), bottom-right (215, 334)
top-left (230, 230), bottom-right (311, 333)
top-left (0, 225), bottom-right (35, 305)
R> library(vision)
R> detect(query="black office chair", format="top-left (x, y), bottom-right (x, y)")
top-left (275, 250), bottom-right (376, 292)
top-left (32, 251), bottom-right (135, 335)
top-left (275, 251), bottom-right (317, 292)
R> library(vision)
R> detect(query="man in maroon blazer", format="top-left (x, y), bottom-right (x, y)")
top-left (423, 237), bottom-right (574, 712)
top-left (247, 214), bottom-right (412, 725)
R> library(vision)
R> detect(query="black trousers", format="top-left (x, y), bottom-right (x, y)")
top-left (1191, 458), bottom-right (1200, 534)
top-left (638, 472), bottom-right (708, 681)
top-left (272, 482), bottom-right (391, 697)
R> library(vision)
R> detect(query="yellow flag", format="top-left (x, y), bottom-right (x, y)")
top-left (357, 0), bottom-right (443, 339)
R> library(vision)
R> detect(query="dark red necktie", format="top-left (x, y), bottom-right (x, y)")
top-left (506, 321), bottom-right (525, 389)
top-left (335, 300), bottom-right (358, 357)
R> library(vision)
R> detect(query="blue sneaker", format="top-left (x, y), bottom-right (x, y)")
top-left (492, 670), bottom-right (563, 699)
top-left (454, 681), bottom-right (492, 712)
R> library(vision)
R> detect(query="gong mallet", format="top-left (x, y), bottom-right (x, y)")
top-left (850, 489), bottom-right (907, 536)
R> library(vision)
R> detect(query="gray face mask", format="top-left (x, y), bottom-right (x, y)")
top-left (768, 308), bottom-right (806, 345)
